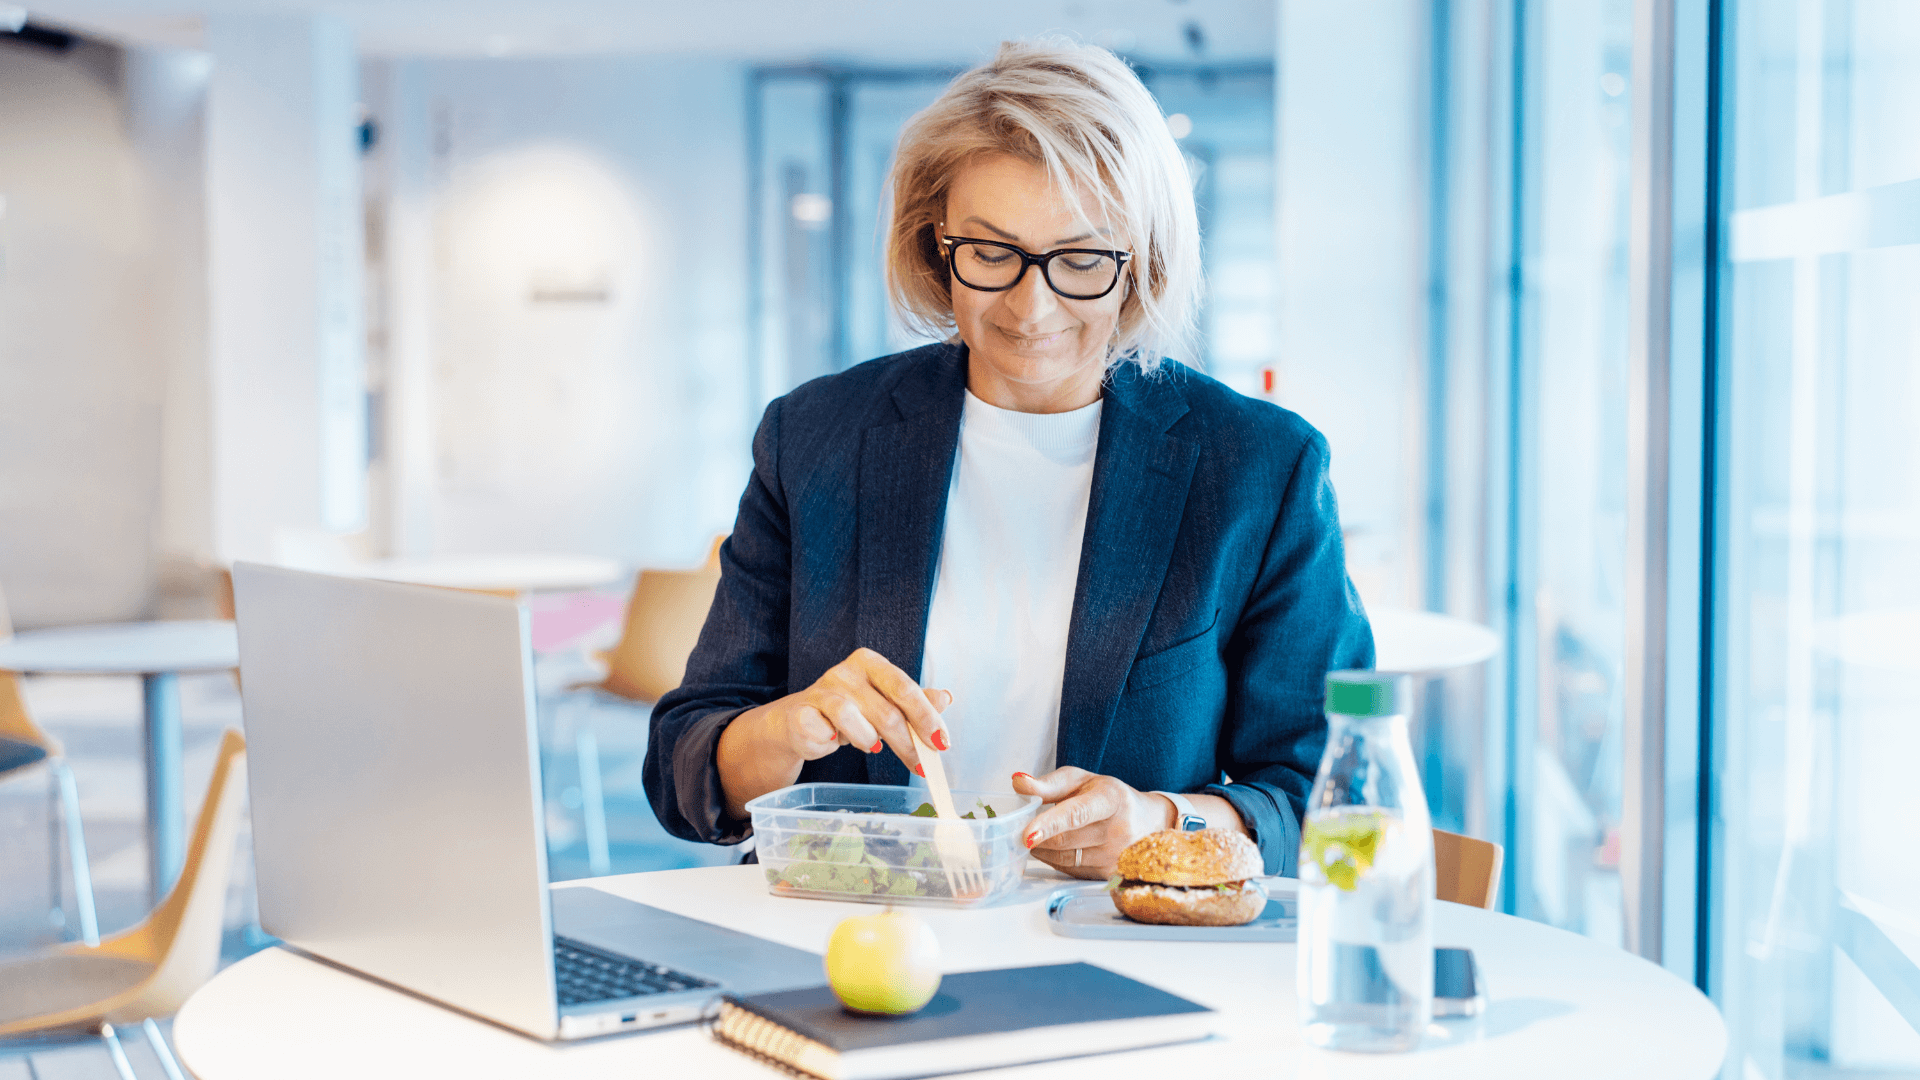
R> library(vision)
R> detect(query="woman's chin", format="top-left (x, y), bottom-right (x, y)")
top-left (975, 344), bottom-right (1103, 390)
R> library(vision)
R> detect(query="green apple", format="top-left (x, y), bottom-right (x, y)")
top-left (824, 910), bottom-right (942, 1015)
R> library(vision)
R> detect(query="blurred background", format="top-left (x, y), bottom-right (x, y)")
top-left (0, 2), bottom-right (1916, 1077)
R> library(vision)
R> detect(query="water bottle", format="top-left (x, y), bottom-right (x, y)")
top-left (1297, 670), bottom-right (1434, 1052)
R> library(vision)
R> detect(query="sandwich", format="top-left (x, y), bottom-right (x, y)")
top-left (1109, 829), bottom-right (1265, 926)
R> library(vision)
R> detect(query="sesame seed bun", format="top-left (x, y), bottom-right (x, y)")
top-left (1115, 828), bottom-right (1264, 887)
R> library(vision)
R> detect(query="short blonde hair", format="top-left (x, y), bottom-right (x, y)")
top-left (884, 38), bottom-right (1201, 373)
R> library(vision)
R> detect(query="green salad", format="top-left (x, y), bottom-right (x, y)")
top-left (765, 802), bottom-right (998, 899)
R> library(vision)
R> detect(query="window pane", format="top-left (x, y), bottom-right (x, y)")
top-left (1512, 0), bottom-right (1634, 946)
top-left (1716, 1), bottom-right (1920, 1074)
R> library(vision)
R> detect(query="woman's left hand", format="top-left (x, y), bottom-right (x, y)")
top-left (1012, 767), bottom-right (1172, 879)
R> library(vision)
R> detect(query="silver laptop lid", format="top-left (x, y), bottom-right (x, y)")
top-left (233, 562), bottom-right (560, 1040)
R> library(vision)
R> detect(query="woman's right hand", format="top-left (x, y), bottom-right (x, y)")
top-left (717, 647), bottom-right (952, 817)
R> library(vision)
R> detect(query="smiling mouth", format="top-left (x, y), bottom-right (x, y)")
top-left (997, 327), bottom-right (1072, 348)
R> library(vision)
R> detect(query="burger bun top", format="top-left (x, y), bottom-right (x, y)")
top-left (1116, 828), bottom-right (1263, 886)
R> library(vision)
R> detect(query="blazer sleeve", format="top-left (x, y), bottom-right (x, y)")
top-left (1201, 430), bottom-right (1374, 875)
top-left (643, 398), bottom-right (793, 846)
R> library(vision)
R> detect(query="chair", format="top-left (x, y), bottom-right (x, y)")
top-left (0, 583), bottom-right (100, 946)
top-left (594, 536), bottom-right (724, 702)
top-left (1434, 827), bottom-right (1504, 909)
top-left (561, 537), bottom-right (723, 873)
top-left (0, 729), bottom-right (249, 1080)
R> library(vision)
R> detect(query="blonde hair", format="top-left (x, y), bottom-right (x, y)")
top-left (884, 38), bottom-right (1202, 373)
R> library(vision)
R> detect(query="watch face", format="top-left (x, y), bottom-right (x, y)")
top-left (1179, 814), bottom-right (1207, 832)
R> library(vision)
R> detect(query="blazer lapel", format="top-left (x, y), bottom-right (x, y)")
top-left (1057, 365), bottom-right (1199, 773)
top-left (857, 345), bottom-right (967, 787)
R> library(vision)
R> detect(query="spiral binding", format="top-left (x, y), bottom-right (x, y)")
top-left (708, 1001), bottom-right (836, 1080)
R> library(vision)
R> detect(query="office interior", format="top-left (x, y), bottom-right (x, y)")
top-left (0, 0), bottom-right (1915, 1076)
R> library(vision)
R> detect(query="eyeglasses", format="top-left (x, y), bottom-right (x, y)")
top-left (938, 233), bottom-right (1133, 301)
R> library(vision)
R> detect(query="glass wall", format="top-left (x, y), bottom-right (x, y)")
top-left (1714, 0), bottom-right (1920, 1073)
top-left (1507, 0), bottom-right (1637, 945)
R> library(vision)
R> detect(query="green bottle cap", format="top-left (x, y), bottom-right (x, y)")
top-left (1324, 671), bottom-right (1408, 718)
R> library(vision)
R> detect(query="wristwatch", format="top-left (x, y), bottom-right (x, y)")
top-left (1154, 791), bottom-right (1207, 832)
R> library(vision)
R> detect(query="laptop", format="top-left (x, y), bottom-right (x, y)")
top-left (231, 562), bottom-right (823, 1041)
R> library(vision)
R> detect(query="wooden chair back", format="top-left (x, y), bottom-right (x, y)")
top-left (599, 538), bottom-right (725, 703)
top-left (0, 580), bottom-right (58, 754)
top-left (2, 729), bottom-right (251, 1034)
top-left (1433, 827), bottom-right (1503, 909)
top-left (213, 566), bottom-right (237, 621)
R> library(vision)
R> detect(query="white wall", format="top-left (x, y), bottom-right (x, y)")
top-left (202, 13), bottom-right (366, 563)
top-left (0, 39), bottom-right (168, 626)
top-left (370, 56), bottom-right (754, 568)
top-left (129, 47), bottom-right (215, 603)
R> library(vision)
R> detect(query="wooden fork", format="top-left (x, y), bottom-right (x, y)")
top-left (908, 727), bottom-right (988, 900)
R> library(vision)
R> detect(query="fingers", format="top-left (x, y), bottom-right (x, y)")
top-left (1030, 840), bottom-right (1121, 880)
top-left (788, 704), bottom-right (845, 759)
top-left (818, 694), bottom-right (882, 756)
top-left (1024, 785), bottom-right (1123, 850)
top-left (1011, 766), bottom-right (1093, 802)
top-left (1025, 820), bottom-right (1108, 852)
top-left (847, 684), bottom-right (925, 776)
top-left (788, 650), bottom-right (957, 771)
top-left (852, 649), bottom-right (951, 751)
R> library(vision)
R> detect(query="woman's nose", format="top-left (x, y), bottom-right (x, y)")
top-left (1001, 264), bottom-right (1059, 325)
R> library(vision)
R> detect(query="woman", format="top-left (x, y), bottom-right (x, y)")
top-left (644, 39), bottom-right (1371, 879)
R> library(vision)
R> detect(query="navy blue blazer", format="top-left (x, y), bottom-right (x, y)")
top-left (643, 343), bottom-right (1372, 875)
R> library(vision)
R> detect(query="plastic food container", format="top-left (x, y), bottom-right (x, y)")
top-left (746, 783), bottom-right (1041, 907)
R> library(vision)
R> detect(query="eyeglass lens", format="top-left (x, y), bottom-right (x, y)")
top-left (948, 241), bottom-right (1120, 299)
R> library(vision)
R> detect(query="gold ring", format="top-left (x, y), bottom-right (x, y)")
top-left (1073, 848), bottom-right (1082, 868)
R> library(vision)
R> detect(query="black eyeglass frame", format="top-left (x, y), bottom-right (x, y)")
top-left (938, 234), bottom-right (1134, 300)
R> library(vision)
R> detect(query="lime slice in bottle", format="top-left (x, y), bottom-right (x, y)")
top-left (1302, 811), bottom-right (1388, 891)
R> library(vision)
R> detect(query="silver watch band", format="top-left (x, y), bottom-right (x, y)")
top-left (1154, 791), bottom-right (1206, 832)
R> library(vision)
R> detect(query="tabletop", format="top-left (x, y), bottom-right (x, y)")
top-left (174, 864), bottom-right (1726, 1080)
top-left (358, 554), bottom-right (627, 593)
top-left (1369, 608), bottom-right (1501, 676)
top-left (0, 619), bottom-right (239, 675)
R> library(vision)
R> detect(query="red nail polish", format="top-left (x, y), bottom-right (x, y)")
top-left (931, 729), bottom-right (950, 752)
top-left (1024, 832), bottom-right (1038, 848)
top-left (868, 740), bottom-right (884, 754)
top-left (1012, 771), bottom-right (1031, 780)
top-left (913, 763), bottom-right (926, 778)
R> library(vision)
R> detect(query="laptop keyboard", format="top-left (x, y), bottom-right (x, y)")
top-left (553, 936), bottom-right (718, 1007)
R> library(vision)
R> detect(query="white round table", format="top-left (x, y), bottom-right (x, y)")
top-left (0, 619), bottom-right (239, 903)
top-left (1370, 608), bottom-right (1501, 676)
top-left (358, 554), bottom-right (627, 594)
top-left (175, 865), bottom-right (1725, 1079)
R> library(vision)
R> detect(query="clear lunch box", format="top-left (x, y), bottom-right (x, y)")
top-left (746, 783), bottom-right (1041, 908)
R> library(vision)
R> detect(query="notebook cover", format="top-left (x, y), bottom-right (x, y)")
top-left (724, 962), bottom-right (1213, 1053)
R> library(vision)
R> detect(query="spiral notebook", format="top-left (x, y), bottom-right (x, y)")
top-left (712, 962), bottom-right (1214, 1080)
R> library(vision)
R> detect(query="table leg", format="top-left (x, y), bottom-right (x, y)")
top-left (142, 671), bottom-right (185, 905)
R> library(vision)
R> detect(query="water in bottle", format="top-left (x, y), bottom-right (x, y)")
top-left (1297, 670), bottom-right (1434, 1052)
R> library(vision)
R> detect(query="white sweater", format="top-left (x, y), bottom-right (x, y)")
top-left (917, 390), bottom-right (1103, 796)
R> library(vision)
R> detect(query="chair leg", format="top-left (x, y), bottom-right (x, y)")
top-left (47, 771), bottom-right (65, 934)
top-left (52, 761), bottom-right (101, 946)
top-left (99, 1023), bottom-right (139, 1080)
top-left (142, 1019), bottom-right (187, 1080)
top-left (576, 725), bottom-right (611, 877)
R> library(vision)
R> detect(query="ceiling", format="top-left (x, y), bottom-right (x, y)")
top-left (24, 0), bottom-right (1275, 63)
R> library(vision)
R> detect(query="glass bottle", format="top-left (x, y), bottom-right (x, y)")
top-left (1297, 670), bottom-right (1434, 1052)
